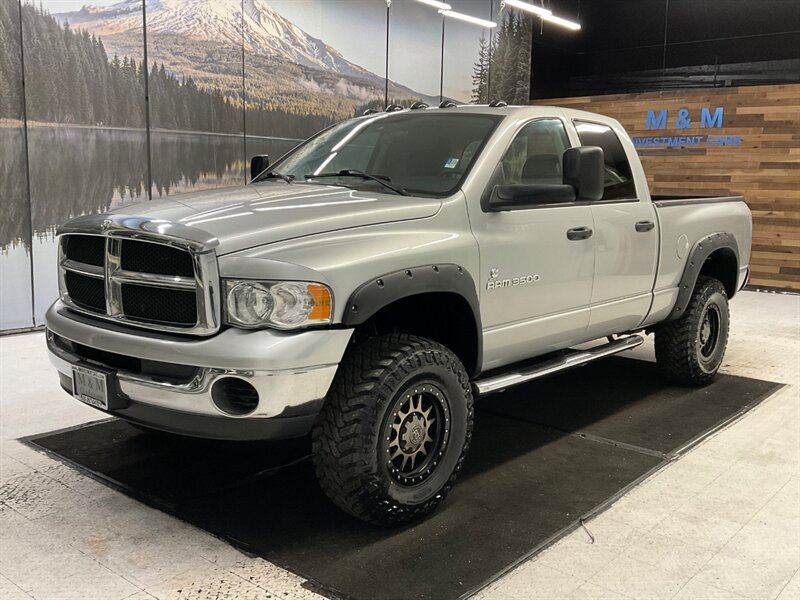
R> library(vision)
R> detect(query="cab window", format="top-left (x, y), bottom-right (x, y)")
top-left (573, 120), bottom-right (637, 200)
top-left (501, 119), bottom-right (570, 186)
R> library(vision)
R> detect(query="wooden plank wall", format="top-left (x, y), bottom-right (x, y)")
top-left (532, 84), bottom-right (800, 290)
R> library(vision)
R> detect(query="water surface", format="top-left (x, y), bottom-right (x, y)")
top-left (0, 125), bottom-right (299, 327)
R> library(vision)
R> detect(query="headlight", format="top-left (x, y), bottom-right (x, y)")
top-left (223, 280), bottom-right (333, 329)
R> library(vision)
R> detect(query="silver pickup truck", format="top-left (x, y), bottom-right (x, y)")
top-left (46, 104), bottom-right (752, 525)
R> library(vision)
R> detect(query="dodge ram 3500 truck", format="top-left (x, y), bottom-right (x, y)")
top-left (47, 105), bottom-right (752, 525)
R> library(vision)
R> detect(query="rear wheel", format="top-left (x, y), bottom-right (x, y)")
top-left (312, 333), bottom-right (473, 526)
top-left (655, 275), bottom-right (730, 386)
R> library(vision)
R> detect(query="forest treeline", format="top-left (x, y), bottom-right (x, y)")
top-left (0, 0), bottom-right (24, 119)
top-left (0, 3), bottom-right (333, 139)
top-left (472, 9), bottom-right (533, 105)
top-left (2, 3), bottom-right (534, 135)
top-left (356, 10), bottom-right (534, 112)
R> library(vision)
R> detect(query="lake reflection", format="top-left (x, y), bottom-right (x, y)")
top-left (0, 125), bottom-right (299, 326)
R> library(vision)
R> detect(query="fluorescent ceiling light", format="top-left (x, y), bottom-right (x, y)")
top-left (542, 13), bottom-right (581, 30)
top-left (439, 9), bottom-right (497, 28)
top-left (502, 0), bottom-right (552, 18)
top-left (415, 0), bottom-right (452, 10)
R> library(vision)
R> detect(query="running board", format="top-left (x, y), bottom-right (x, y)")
top-left (473, 335), bottom-right (644, 396)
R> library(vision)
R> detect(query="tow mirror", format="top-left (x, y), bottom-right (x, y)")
top-left (562, 146), bottom-right (604, 201)
top-left (250, 154), bottom-right (270, 181)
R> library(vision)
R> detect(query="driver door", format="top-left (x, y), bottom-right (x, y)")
top-left (467, 118), bottom-right (595, 371)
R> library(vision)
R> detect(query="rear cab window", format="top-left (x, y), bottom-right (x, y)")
top-left (573, 120), bottom-right (638, 200)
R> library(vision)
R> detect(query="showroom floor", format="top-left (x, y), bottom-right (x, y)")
top-left (0, 290), bottom-right (797, 600)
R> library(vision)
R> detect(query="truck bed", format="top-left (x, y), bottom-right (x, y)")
top-left (651, 194), bottom-right (745, 207)
top-left (643, 194), bottom-right (752, 327)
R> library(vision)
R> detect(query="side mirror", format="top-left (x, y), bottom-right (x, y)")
top-left (488, 183), bottom-right (577, 211)
top-left (250, 154), bottom-right (270, 181)
top-left (563, 146), bottom-right (604, 201)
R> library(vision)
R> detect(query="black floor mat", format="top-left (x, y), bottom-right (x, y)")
top-left (480, 357), bottom-right (773, 455)
top-left (26, 358), bottom-right (780, 600)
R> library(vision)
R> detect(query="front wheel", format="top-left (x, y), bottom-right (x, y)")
top-left (655, 275), bottom-right (730, 386)
top-left (312, 333), bottom-right (473, 526)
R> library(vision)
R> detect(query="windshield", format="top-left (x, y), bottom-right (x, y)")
top-left (269, 112), bottom-right (503, 197)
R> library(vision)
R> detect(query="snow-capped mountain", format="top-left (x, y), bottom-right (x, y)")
top-left (55, 0), bottom-right (381, 83)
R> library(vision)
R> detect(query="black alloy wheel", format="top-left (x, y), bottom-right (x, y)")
top-left (312, 333), bottom-right (473, 526)
top-left (655, 275), bottom-right (730, 386)
top-left (383, 383), bottom-right (450, 487)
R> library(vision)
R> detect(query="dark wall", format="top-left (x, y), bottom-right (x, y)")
top-left (531, 0), bottom-right (800, 98)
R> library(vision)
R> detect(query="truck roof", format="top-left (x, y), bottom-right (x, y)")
top-left (366, 104), bottom-right (620, 127)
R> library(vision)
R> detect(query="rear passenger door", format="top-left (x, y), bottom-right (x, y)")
top-left (572, 120), bottom-right (659, 337)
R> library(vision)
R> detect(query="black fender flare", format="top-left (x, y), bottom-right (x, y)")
top-left (341, 264), bottom-right (482, 375)
top-left (668, 232), bottom-right (739, 321)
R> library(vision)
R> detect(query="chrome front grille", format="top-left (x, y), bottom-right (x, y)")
top-left (120, 239), bottom-right (195, 277)
top-left (64, 269), bottom-right (106, 312)
top-left (58, 225), bottom-right (220, 336)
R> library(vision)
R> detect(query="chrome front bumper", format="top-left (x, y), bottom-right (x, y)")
top-left (46, 301), bottom-right (353, 439)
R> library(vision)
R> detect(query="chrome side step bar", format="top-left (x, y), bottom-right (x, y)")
top-left (473, 334), bottom-right (644, 396)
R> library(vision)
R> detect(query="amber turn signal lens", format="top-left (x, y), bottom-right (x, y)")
top-left (307, 283), bottom-right (332, 321)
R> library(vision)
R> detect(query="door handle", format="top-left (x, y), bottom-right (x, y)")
top-left (635, 220), bottom-right (655, 232)
top-left (566, 226), bottom-right (593, 241)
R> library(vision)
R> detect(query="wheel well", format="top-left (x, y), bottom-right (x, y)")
top-left (355, 292), bottom-right (480, 377)
top-left (700, 248), bottom-right (738, 298)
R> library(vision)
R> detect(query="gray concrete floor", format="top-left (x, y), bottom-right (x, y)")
top-left (1, 290), bottom-right (798, 600)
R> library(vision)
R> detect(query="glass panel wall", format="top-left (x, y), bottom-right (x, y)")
top-left (0, 0), bottom-right (33, 330)
top-left (146, 0), bottom-right (246, 196)
top-left (388, 0), bottom-right (443, 106)
top-left (22, 0), bottom-right (149, 323)
top-left (1, 0), bottom-right (521, 332)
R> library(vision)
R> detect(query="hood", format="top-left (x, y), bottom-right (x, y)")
top-left (111, 182), bottom-right (442, 255)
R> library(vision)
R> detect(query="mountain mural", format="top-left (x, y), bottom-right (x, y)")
top-left (59, 0), bottom-right (379, 80)
top-left (54, 0), bottom-right (445, 124)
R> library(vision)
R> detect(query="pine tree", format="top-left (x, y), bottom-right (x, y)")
top-left (0, 0), bottom-right (22, 120)
top-left (0, 70), bottom-right (9, 119)
top-left (471, 33), bottom-right (490, 104)
top-left (486, 9), bottom-right (534, 105)
top-left (489, 12), bottom-right (510, 103)
top-left (513, 13), bottom-right (533, 103)
top-left (500, 14), bottom-right (519, 101)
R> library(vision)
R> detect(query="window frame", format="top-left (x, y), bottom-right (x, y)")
top-left (481, 116), bottom-right (644, 213)
top-left (500, 117), bottom-right (572, 187)
top-left (481, 116), bottom-right (588, 213)
top-left (571, 119), bottom-right (640, 203)
top-left (266, 112), bottom-right (505, 199)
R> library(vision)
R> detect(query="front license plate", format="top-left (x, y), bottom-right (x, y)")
top-left (72, 366), bottom-right (110, 410)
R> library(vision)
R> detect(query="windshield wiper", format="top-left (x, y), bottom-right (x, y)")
top-left (255, 171), bottom-right (294, 184)
top-left (305, 169), bottom-right (407, 196)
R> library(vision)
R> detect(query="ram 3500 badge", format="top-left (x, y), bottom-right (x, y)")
top-left (486, 270), bottom-right (541, 290)
top-left (47, 104), bottom-right (752, 525)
